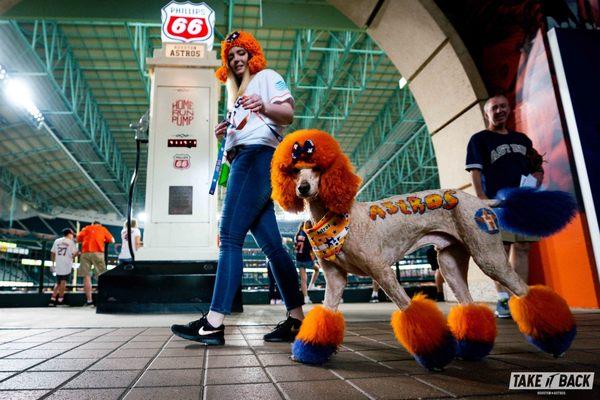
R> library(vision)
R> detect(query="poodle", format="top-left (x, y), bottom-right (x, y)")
top-left (271, 129), bottom-right (578, 370)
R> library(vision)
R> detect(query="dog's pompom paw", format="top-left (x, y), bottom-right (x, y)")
top-left (291, 306), bottom-right (345, 364)
top-left (291, 341), bottom-right (337, 365)
top-left (391, 294), bottom-right (456, 371)
top-left (509, 285), bottom-right (576, 357)
top-left (448, 303), bottom-right (496, 361)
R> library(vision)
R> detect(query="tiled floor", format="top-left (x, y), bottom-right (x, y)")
top-left (0, 305), bottom-right (598, 399)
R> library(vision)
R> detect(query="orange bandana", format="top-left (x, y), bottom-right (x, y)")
top-left (304, 212), bottom-right (349, 261)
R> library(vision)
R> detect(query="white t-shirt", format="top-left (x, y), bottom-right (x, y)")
top-left (224, 69), bottom-right (293, 151)
top-left (119, 227), bottom-right (141, 260)
top-left (50, 237), bottom-right (77, 275)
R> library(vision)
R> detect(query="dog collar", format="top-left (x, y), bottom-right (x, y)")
top-left (304, 211), bottom-right (349, 261)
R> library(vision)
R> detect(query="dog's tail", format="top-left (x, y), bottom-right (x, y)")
top-left (490, 187), bottom-right (577, 237)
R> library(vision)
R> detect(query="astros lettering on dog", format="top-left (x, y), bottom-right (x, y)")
top-left (369, 190), bottom-right (460, 221)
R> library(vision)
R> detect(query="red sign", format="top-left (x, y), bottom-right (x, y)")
top-left (171, 99), bottom-right (194, 126)
top-left (173, 154), bottom-right (191, 170)
top-left (165, 16), bottom-right (209, 41)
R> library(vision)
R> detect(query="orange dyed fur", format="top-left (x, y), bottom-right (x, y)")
top-left (448, 304), bottom-right (496, 342)
top-left (509, 285), bottom-right (575, 337)
top-left (296, 305), bottom-right (345, 346)
top-left (391, 294), bottom-right (449, 355)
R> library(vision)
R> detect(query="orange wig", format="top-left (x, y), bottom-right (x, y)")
top-left (271, 129), bottom-right (362, 214)
top-left (215, 30), bottom-right (267, 83)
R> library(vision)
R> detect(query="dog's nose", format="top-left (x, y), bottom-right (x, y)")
top-left (298, 182), bottom-right (311, 196)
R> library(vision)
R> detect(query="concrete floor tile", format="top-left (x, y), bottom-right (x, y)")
top-left (120, 341), bottom-right (164, 350)
top-left (279, 380), bottom-right (369, 400)
top-left (44, 388), bottom-right (124, 400)
top-left (415, 373), bottom-right (509, 397)
top-left (0, 350), bottom-right (19, 357)
top-left (326, 351), bottom-right (369, 363)
top-left (33, 343), bottom-right (79, 351)
top-left (266, 365), bottom-right (339, 382)
top-left (135, 369), bottom-right (203, 387)
top-left (30, 359), bottom-right (96, 372)
top-left (6, 349), bottom-right (64, 359)
top-left (380, 359), bottom-right (431, 374)
top-left (76, 342), bottom-right (123, 350)
top-left (206, 367), bottom-right (269, 385)
top-left (0, 343), bottom-right (39, 350)
top-left (0, 359), bottom-right (45, 372)
top-left (349, 376), bottom-right (450, 399)
top-left (206, 347), bottom-right (254, 356)
top-left (257, 353), bottom-right (297, 367)
top-left (159, 348), bottom-right (205, 357)
top-left (329, 362), bottom-right (402, 379)
top-left (89, 357), bottom-right (151, 370)
top-left (124, 385), bottom-right (202, 400)
top-left (148, 356), bottom-right (204, 370)
top-left (353, 349), bottom-right (412, 362)
top-left (207, 355), bottom-right (259, 368)
top-left (108, 348), bottom-right (158, 358)
top-left (0, 371), bottom-right (77, 390)
top-left (0, 390), bottom-right (49, 400)
top-left (205, 383), bottom-right (282, 400)
top-left (63, 370), bottom-right (140, 389)
top-left (130, 335), bottom-right (169, 342)
top-left (56, 349), bottom-right (112, 359)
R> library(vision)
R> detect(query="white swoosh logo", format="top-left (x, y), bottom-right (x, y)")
top-left (198, 327), bottom-right (220, 336)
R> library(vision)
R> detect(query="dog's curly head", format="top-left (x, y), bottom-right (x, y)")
top-left (271, 129), bottom-right (362, 214)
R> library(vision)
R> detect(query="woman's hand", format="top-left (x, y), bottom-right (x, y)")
top-left (242, 94), bottom-right (265, 113)
top-left (215, 120), bottom-right (228, 140)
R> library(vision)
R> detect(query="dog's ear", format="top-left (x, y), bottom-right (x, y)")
top-left (271, 161), bottom-right (304, 213)
top-left (319, 155), bottom-right (362, 214)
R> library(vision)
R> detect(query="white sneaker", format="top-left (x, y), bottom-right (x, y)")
top-left (270, 299), bottom-right (276, 305)
top-left (308, 284), bottom-right (316, 291)
top-left (304, 296), bottom-right (312, 304)
top-left (275, 299), bottom-right (283, 305)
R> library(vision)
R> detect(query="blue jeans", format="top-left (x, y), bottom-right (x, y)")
top-left (210, 145), bottom-right (303, 315)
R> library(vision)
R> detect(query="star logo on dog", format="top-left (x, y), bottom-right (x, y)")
top-left (474, 208), bottom-right (500, 234)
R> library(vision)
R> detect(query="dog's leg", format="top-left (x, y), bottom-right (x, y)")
top-left (380, 264), bottom-right (455, 371)
top-left (291, 261), bottom-right (346, 365)
top-left (470, 243), bottom-right (576, 357)
top-left (439, 245), bottom-right (496, 361)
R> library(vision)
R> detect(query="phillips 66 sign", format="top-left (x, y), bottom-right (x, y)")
top-left (161, 1), bottom-right (215, 49)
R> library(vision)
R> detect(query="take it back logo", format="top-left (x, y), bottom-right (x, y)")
top-left (509, 372), bottom-right (594, 393)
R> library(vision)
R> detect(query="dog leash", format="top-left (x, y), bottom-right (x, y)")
top-left (209, 130), bottom-right (227, 196)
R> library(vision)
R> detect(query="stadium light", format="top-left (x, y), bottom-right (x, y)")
top-left (1, 73), bottom-right (44, 126)
top-left (399, 77), bottom-right (408, 89)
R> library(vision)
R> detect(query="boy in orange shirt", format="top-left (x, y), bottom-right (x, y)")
top-left (77, 221), bottom-right (114, 306)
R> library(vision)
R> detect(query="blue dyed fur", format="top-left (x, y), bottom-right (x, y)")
top-left (495, 188), bottom-right (577, 237)
top-left (526, 326), bottom-right (577, 357)
top-left (455, 339), bottom-right (494, 361)
top-left (413, 332), bottom-right (456, 371)
top-left (291, 340), bottom-right (337, 365)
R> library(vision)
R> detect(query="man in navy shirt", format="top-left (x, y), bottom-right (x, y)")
top-left (466, 94), bottom-right (543, 318)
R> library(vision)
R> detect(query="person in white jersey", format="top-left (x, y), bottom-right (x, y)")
top-left (118, 218), bottom-right (142, 263)
top-left (172, 30), bottom-right (305, 345)
top-left (49, 228), bottom-right (78, 306)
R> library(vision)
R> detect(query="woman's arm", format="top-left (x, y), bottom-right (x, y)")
top-left (242, 95), bottom-right (294, 125)
top-left (135, 235), bottom-right (143, 250)
top-left (470, 169), bottom-right (488, 200)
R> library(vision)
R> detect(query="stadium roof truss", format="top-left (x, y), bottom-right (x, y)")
top-left (0, 0), bottom-right (439, 220)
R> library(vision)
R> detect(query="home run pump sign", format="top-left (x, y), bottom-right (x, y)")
top-left (161, 1), bottom-right (215, 50)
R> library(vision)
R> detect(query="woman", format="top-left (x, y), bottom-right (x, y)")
top-left (172, 31), bottom-right (304, 345)
top-left (118, 219), bottom-right (142, 263)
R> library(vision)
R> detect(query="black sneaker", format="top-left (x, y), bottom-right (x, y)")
top-left (48, 299), bottom-right (56, 307)
top-left (171, 314), bottom-right (225, 345)
top-left (263, 316), bottom-right (302, 342)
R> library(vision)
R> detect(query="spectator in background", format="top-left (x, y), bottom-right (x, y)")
top-left (266, 258), bottom-right (282, 305)
top-left (370, 281), bottom-right (380, 303)
top-left (294, 221), bottom-right (313, 304)
top-left (49, 228), bottom-right (78, 307)
top-left (77, 221), bottom-right (114, 306)
top-left (118, 218), bottom-right (142, 263)
top-left (307, 252), bottom-right (320, 291)
top-left (465, 94), bottom-right (544, 318)
top-left (425, 246), bottom-right (444, 302)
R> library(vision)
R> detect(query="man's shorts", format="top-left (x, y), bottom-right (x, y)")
top-left (79, 252), bottom-right (106, 276)
top-left (296, 261), bottom-right (313, 270)
top-left (56, 274), bottom-right (71, 284)
top-left (500, 231), bottom-right (539, 244)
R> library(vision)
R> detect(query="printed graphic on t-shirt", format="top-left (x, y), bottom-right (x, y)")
top-left (490, 143), bottom-right (527, 163)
